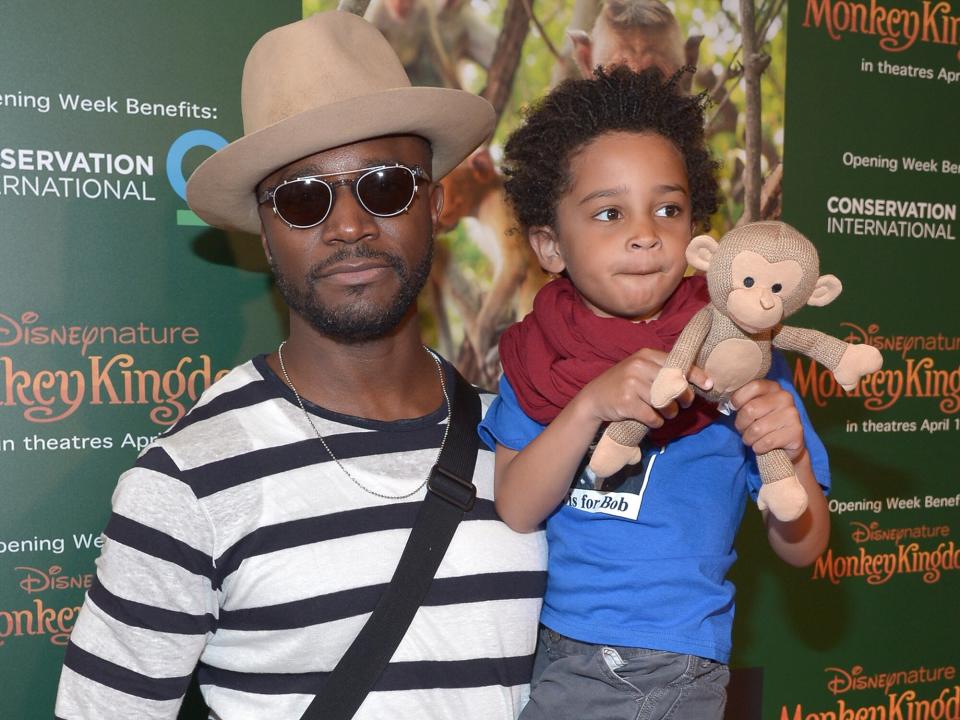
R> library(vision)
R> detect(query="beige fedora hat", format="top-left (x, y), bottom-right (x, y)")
top-left (186, 11), bottom-right (496, 234)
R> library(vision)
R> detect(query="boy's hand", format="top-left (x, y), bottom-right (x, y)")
top-left (575, 348), bottom-right (712, 428)
top-left (730, 379), bottom-right (805, 461)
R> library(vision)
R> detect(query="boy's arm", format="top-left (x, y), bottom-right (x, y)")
top-left (494, 348), bottom-right (710, 533)
top-left (730, 380), bottom-right (830, 566)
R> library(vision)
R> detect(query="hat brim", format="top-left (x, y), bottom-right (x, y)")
top-left (186, 86), bottom-right (495, 234)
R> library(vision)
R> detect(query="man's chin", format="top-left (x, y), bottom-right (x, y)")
top-left (299, 300), bottom-right (416, 343)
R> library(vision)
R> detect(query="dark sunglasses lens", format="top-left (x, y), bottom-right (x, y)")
top-left (274, 180), bottom-right (332, 227)
top-left (357, 167), bottom-right (416, 216)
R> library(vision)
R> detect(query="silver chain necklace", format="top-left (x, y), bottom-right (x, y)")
top-left (276, 340), bottom-right (451, 500)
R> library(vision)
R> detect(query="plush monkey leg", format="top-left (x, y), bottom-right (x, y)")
top-left (651, 367), bottom-right (689, 409)
top-left (755, 448), bottom-right (808, 522)
top-left (589, 420), bottom-right (647, 479)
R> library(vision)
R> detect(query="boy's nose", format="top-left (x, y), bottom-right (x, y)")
top-left (626, 214), bottom-right (662, 250)
top-left (627, 226), bottom-right (661, 250)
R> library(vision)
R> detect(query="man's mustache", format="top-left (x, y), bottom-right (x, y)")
top-left (307, 245), bottom-right (406, 281)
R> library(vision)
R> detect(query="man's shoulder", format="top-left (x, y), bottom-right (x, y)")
top-left (171, 356), bottom-right (269, 427)
top-left (140, 356), bottom-right (280, 468)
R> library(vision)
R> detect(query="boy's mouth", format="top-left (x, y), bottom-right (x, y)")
top-left (618, 266), bottom-right (661, 276)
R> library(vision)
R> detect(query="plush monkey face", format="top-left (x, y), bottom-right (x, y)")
top-left (724, 250), bottom-right (803, 331)
top-left (687, 221), bottom-right (843, 333)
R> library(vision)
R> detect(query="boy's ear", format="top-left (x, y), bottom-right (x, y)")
top-left (528, 226), bottom-right (566, 275)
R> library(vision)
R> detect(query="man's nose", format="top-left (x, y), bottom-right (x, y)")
top-left (319, 183), bottom-right (378, 244)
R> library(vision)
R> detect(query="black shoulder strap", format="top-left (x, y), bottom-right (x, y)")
top-left (299, 368), bottom-right (482, 720)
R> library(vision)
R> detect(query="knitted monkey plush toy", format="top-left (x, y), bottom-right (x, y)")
top-left (588, 221), bottom-right (883, 521)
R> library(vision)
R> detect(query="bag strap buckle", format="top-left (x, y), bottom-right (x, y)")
top-left (428, 464), bottom-right (476, 512)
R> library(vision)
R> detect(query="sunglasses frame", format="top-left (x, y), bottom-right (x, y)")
top-left (258, 163), bottom-right (431, 229)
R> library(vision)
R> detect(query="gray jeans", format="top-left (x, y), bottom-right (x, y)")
top-left (520, 626), bottom-right (730, 720)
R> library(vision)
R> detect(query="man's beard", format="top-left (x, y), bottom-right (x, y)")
top-left (271, 240), bottom-right (433, 343)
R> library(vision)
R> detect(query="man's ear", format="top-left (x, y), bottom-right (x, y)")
top-left (569, 30), bottom-right (594, 78)
top-left (429, 183), bottom-right (445, 231)
top-left (528, 225), bottom-right (566, 274)
top-left (808, 274), bottom-right (843, 307)
top-left (686, 234), bottom-right (718, 272)
top-left (257, 202), bottom-right (274, 263)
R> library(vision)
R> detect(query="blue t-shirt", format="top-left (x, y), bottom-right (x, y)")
top-left (478, 352), bottom-right (829, 663)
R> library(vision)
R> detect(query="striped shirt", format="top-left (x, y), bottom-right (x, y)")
top-left (55, 355), bottom-right (548, 720)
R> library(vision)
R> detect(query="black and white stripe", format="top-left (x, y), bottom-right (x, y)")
top-left (56, 356), bottom-right (547, 720)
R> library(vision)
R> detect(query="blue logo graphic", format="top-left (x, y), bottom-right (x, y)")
top-left (167, 129), bottom-right (227, 226)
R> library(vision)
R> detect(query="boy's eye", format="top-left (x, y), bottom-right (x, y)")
top-left (592, 208), bottom-right (622, 222)
top-left (654, 204), bottom-right (682, 218)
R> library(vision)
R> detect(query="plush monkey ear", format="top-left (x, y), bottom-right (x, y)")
top-left (686, 234), bottom-right (718, 272)
top-left (807, 274), bottom-right (843, 307)
top-left (529, 226), bottom-right (566, 275)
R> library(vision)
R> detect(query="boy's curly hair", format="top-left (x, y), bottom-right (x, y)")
top-left (502, 65), bottom-right (719, 231)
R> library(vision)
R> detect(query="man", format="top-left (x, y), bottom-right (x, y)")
top-left (55, 12), bottom-right (547, 720)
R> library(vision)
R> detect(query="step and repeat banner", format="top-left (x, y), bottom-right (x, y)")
top-left (0, 0), bottom-right (954, 718)
top-left (0, 2), bottom-right (301, 717)
top-left (769, 0), bottom-right (960, 717)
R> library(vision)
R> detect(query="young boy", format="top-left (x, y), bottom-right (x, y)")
top-left (479, 66), bottom-right (831, 719)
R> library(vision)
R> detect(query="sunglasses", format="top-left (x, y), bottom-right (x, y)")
top-left (258, 163), bottom-right (431, 229)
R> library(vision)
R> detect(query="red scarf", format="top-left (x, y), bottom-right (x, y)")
top-left (499, 275), bottom-right (720, 445)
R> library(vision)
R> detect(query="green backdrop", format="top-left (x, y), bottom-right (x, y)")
top-left (0, 2), bottom-right (300, 717)
top-left (755, 0), bottom-right (960, 717)
top-left (1, 1), bottom-right (956, 718)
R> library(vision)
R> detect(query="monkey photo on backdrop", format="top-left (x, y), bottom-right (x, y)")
top-left (437, 149), bottom-right (547, 386)
top-left (589, 221), bottom-right (884, 521)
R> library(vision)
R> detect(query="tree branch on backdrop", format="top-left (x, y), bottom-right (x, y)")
top-left (481, 0), bottom-right (534, 122)
top-left (740, 0), bottom-right (766, 222)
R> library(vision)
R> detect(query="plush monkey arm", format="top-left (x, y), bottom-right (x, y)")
top-left (650, 306), bottom-right (713, 407)
top-left (589, 308), bottom-right (714, 480)
top-left (772, 325), bottom-right (882, 391)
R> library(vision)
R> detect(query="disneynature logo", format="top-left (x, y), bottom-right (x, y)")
top-left (0, 564), bottom-right (98, 648)
top-left (793, 322), bottom-right (960, 414)
top-left (780, 662), bottom-right (960, 719)
top-left (0, 310), bottom-right (229, 426)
